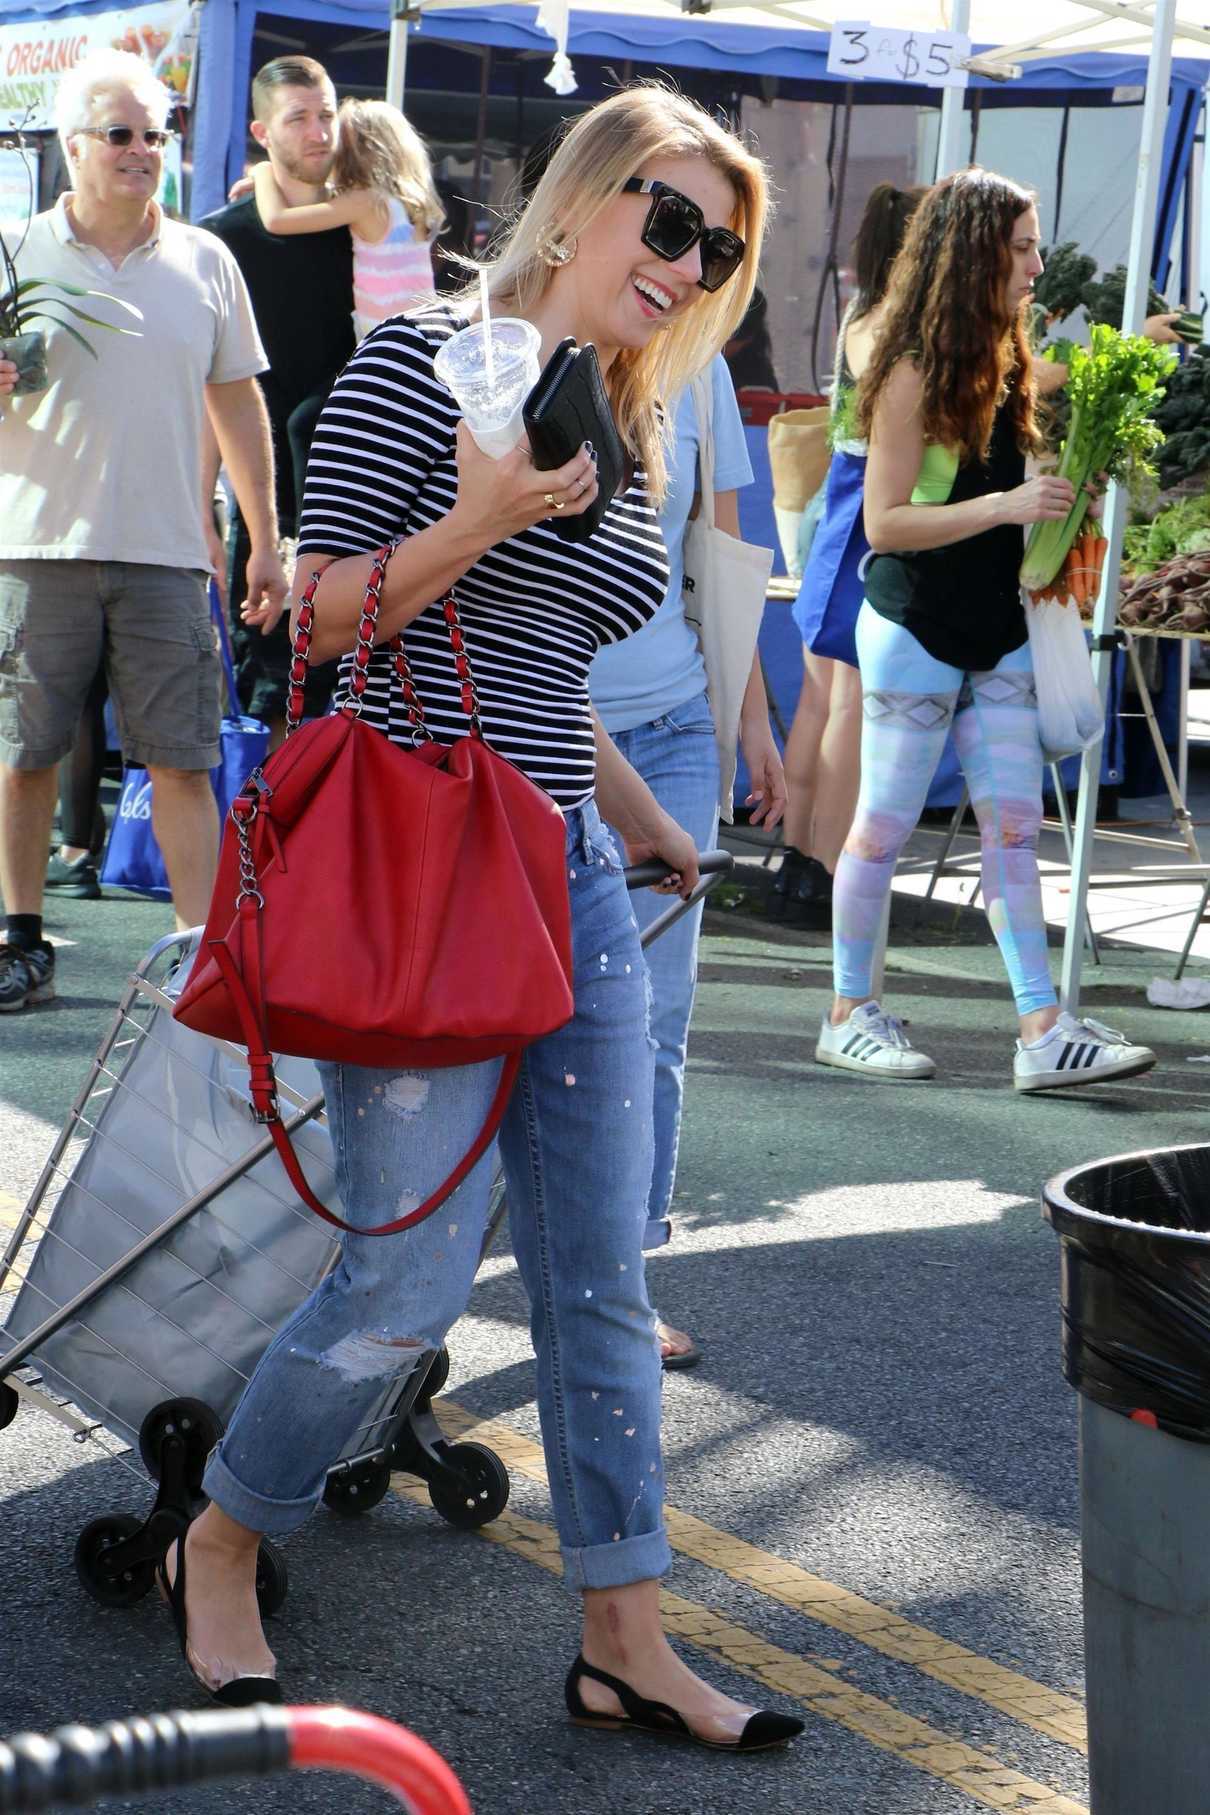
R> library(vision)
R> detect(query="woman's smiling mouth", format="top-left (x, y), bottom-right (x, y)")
top-left (633, 275), bottom-right (676, 317)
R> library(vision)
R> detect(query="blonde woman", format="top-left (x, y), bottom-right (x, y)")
top-left (253, 97), bottom-right (443, 335)
top-left (155, 86), bottom-right (804, 1755)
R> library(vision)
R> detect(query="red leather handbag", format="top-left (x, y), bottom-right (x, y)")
top-left (174, 541), bottom-right (575, 1234)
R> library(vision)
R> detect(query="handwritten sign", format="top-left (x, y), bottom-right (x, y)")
top-left (827, 22), bottom-right (971, 88)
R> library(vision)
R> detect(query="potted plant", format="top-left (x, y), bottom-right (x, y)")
top-left (0, 120), bottom-right (142, 399)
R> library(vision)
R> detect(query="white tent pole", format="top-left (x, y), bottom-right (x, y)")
top-left (387, 0), bottom-right (412, 109)
top-left (935, 0), bottom-right (972, 177)
top-left (1059, 0), bottom-right (1179, 1014)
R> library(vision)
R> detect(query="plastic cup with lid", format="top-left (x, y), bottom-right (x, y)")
top-left (433, 317), bottom-right (543, 459)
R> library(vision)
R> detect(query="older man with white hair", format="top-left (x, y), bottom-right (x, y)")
top-left (0, 49), bottom-right (287, 1010)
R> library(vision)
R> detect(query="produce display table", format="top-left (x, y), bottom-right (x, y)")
top-left (1083, 622), bottom-right (1210, 977)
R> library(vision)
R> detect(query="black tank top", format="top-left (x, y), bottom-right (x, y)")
top-left (864, 408), bottom-right (1027, 672)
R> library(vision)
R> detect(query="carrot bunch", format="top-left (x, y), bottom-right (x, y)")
top-left (1027, 530), bottom-right (1109, 613)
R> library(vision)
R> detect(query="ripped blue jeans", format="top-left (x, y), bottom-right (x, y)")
top-left (202, 800), bottom-right (669, 1591)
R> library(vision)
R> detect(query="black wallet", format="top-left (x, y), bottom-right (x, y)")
top-left (522, 337), bottom-right (625, 544)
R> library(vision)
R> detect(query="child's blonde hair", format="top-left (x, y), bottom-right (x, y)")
top-left (460, 85), bottom-right (769, 504)
top-left (332, 98), bottom-right (445, 239)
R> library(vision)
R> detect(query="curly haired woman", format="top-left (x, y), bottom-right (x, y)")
top-left (815, 168), bottom-right (1156, 1093)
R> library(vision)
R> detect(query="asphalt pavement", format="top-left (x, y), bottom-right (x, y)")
top-left (1, 858), bottom-right (1206, 1814)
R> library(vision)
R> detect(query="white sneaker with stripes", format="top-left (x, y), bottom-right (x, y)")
top-left (1013, 1011), bottom-right (1156, 1093)
top-left (815, 1000), bottom-right (936, 1080)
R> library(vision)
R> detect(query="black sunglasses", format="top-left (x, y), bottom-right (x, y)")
top-left (80, 125), bottom-right (174, 149)
top-left (621, 178), bottom-right (745, 293)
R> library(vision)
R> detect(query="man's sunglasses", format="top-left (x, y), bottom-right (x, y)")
top-left (621, 178), bottom-right (745, 293)
top-left (79, 126), bottom-right (174, 149)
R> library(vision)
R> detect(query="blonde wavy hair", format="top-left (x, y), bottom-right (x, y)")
top-left (332, 98), bottom-right (445, 240)
top-left (461, 85), bottom-right (769, 502)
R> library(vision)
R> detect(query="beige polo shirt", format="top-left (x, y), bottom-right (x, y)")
top-left (0, 197), bottom-right (267, 568)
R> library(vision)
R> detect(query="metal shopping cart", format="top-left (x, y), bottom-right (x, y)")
top-left (0, 852), bottom-right (731, 1615)
top-left (0, 1704), bottom-right (471, 1814)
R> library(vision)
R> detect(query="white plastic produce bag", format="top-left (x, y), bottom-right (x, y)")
top-left (1025, 594), bottom-right (1104, 762)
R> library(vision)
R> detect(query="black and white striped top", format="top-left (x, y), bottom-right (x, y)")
top-left (297, 304), bottom-right (670, 809)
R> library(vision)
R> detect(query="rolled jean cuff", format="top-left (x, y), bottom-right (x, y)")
top-left (642, 1215), bottom-right (672, 1252)
top-left (560, 1525), bottom-right (672, 1592)
top-left (202, 1447), bottom-right (320, 1538)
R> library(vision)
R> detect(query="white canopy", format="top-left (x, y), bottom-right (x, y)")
top-left (410, 0), bottom-right (1210, 66)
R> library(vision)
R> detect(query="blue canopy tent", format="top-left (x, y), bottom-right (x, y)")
top-left (182, 2), bottom-right (1207, 248)
top-left (1, 0), bottom-right (1202, 298)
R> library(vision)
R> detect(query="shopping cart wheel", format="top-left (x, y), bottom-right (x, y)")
top-left (74, 1514), bottom-right (158, 1608)
top-left (255, 1540), bottom-right (289, 1617)
top-left (139, 1397), bottom-right (223, 1489)
top-left (322, 1457), bottom-right (393, 1517)
top-left (0, 1382), bottom-right (17, 1431)
top-left (427, 1441), bottom-right (510, 1528)
top-left (421, 1346), bottom-right (451, 1400)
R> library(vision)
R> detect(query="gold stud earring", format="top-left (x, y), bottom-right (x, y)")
top-left (539, 234), bottom-right (578, 268)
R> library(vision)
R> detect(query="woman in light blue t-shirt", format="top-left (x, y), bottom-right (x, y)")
top-left (590, 352), bottom-right (785, 1366)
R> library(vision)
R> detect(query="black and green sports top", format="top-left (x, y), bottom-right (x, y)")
top-left (863, 406), bottom-right (1027, 671)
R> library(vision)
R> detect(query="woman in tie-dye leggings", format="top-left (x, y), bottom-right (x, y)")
top-left (813, 168), bottom-right (1156, 1094)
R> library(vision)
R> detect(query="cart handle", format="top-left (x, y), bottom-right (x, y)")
top-left (290, 1708), bottom-right (470, 1814)
top-left (0, 1705), bottom-right (470, 1814)
top-left (622, 848), bottom-right (733, 890)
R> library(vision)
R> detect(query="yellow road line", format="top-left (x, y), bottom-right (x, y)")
top-left (435, 1399), bottom-right (1087, 1756)
top-left (394, 1480), bottom-right (1086, 1815)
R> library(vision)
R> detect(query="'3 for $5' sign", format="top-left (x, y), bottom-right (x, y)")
top-left (827, 21), bottom-right (971, 88)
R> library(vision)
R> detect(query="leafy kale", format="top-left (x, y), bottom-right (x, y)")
top-left (1033, 243), bottom-right (1097, 322)
top-left (1154, 347), bottom-right (1210, 485)
top-left (1081, 264), bottom-right (1168, 330)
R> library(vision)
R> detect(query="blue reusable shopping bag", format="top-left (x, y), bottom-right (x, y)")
top-left (100, 585), bottom-right (270, 900)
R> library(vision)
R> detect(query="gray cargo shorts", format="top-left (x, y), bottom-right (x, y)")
top-left (0, 560), bottom-right (220, 771)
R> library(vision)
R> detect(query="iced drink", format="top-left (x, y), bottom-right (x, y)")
top-left (433, 318), bottom-right (542, 459)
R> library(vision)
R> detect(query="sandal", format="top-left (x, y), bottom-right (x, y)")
top-left (157, 1530), bottom-right (282, 1708)
top-left (656, 1317), bottom-right (702, 1372)
top-left (565, 1655), bottom-right (803, 1751)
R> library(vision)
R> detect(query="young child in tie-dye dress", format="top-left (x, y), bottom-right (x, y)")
top-left (253, 97), bottom-right (443, 339)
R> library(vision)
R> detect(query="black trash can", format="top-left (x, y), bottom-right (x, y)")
top-left (1043, 1142), bottom-right (1210, 1815)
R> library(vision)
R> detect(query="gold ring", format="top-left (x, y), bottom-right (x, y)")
top-left (544, 492), bottom-right (558, 507)
top-left (554, 498), bottom-right (566, 510)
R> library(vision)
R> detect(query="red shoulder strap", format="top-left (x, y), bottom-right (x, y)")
top-left (207, 904), bottom-right (519, 1237)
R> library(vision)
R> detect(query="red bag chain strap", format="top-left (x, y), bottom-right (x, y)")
top-left (214, 545), bottom-right (521, 1237)
top-left (287, 538), bottom-right (466, 741)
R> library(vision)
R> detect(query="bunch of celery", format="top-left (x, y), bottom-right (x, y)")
top-left (1019, 323), bottom-right (1174, 592)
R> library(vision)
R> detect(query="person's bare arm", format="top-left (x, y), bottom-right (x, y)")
top-left (252, 162), bottom-right (388, 241)
top-left (204, 377), bottom-right (287, 632)
top-left (863, 359), bottom-right (1073, 553)
top-left (591, 711), bottom-right (700, 898)
top-left (1031, 354), bottom-right (1068, 396)
top-left (199, 412), bottom-right (228, 609)
top-left (714, 490), bottom-right (785, 829)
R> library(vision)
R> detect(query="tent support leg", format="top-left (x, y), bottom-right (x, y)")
top-left (386, 0), bottom-right (411, 109)
top-left (1061, 0), bottom-right (1178, 1016)
top-left (935, 0), bottom-right (971, 178)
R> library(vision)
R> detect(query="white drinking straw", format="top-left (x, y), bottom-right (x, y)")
top-left (479, 268), bottom-right (494, 385)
